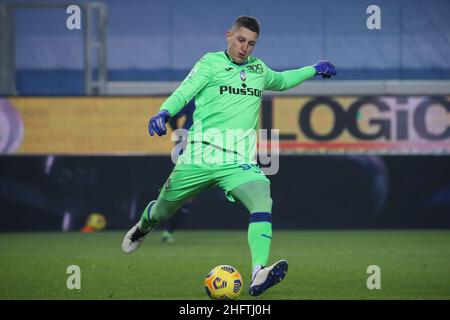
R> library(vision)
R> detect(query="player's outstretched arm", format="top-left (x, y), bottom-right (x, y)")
top-left (264, 60), bottom-right (337, 91)
top-left (148, 109), bottom-right (171, 136)
top-left (147, 55), bottom-right (212, 137)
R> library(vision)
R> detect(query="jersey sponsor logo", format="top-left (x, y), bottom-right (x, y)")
top-left (246, 64), bottom-right (264, 74)
top-left (219, 85), bottom-right (261, 97)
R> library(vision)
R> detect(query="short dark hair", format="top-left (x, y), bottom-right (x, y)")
top-left (233, 16), bottom-right (260, 35)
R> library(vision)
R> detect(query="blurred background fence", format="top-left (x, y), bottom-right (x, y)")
top-left (0, 0), bottom-right (449, 231)
top-left (1, 0), bottom-right (450, 95)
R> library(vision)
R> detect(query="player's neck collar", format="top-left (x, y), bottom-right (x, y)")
top-left (224, 50), bottom-right (248, 66)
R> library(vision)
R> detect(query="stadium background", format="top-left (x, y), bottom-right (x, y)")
top-left (1, 0), bottom-right (449, 231)
top-left (0, 0), bottom-right (449, 301)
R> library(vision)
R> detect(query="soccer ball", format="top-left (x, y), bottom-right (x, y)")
top-left (204, 265), bottom-right (243, 300)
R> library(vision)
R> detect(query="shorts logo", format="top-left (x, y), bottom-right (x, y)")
top-left (246, 64), bottom-right (263, 74)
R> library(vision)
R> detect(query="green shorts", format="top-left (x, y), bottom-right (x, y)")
top-left (159, 163), bottom-right (270, 202)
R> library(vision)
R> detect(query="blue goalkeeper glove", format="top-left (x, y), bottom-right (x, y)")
top-left (313, 60), bottom-right (337, 79)
top-left (148, 109), bottom-right (171, 136)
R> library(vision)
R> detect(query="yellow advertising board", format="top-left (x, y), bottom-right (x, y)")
top-left (270, 96), bottom-right (450, 153)
top-left (1, 96), bottom-right (448, 155)
top-left (1, 97), bottom-right (180, 154)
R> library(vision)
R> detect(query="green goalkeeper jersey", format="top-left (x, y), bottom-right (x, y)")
top-left (160, 51), bottom-right (316, 164)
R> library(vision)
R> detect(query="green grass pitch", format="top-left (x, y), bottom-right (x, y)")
top-left (0, 230), bottom-right (449, 300)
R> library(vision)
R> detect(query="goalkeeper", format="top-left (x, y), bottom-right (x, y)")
top-left (122, 16), bottom-right (336, 297)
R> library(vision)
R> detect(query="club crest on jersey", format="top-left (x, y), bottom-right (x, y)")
top-left (240, 70), bottom-right (247, 81)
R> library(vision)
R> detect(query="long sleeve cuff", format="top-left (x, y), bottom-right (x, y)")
top-left (159, 92), bottom-right (187, 116)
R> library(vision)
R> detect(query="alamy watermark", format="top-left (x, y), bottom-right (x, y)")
top-left (66, 265), bottom-right (81, 290)
top-left (66, 5), bottom-right (81, 30)
top-left (366, 265), bottom-right (381, 290)
top-left (367, 5), bottom-right (381, 30)
top-left (169, 122), bottom-right (279, 175)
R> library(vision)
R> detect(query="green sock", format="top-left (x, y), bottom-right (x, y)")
top-left (248, 219), bottom-right (272, 269)
top-left (139, 201), bottom-right (157, 231)
top-left (138, 198), bottom-right (184, 232)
